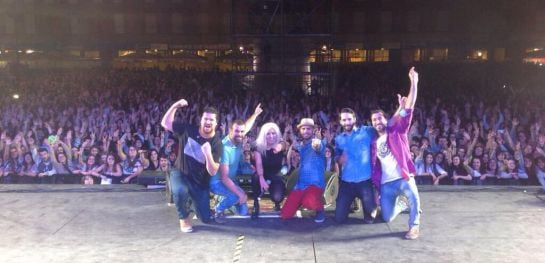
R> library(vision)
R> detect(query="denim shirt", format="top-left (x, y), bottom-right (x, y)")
top-left (334, 126), bottom-right (375, 182)
top-left (372, 109), bottom-right (416, 190)
top-left (295, 139), bottom-right (326, 190)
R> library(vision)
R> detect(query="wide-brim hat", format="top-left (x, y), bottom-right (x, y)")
top-left (297, 118), bottom-right (315, 129)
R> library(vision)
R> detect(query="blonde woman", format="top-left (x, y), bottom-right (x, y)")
top-left (252, 122), bottom-right (286, 218)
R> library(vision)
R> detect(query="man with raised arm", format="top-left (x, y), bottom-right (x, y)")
top-left (371, 67), bottom-right (422, 240)
top-left (210, 104), bottom-right (262, 223)
top-left (161, 99), bottom-right (223, 233)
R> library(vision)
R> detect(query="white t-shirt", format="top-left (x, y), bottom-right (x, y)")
top-left (376, 134), bottom-right (403, 184)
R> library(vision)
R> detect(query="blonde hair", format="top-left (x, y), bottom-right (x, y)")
top-left (255, 122), bottom-right (281, 155)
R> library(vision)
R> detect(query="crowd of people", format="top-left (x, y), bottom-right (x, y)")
top-left (0, 64), bottom-right (543, 190)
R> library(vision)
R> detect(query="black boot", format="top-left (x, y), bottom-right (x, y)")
top-left (251, 197), bottom-right (260, 219)
top-left (273, 202), bottom-right (281, 212)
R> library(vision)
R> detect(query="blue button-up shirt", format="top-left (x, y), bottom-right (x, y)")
top-left (334, 126), bottom-right (376, 182)
top-left (295, 139), bottom-right (326, 190)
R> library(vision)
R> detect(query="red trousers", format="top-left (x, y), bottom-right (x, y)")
top-left (280, 185), bottom-right (324, 219)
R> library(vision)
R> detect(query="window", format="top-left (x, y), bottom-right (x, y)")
top-left (83, 50), bottom-right (100, 59)
top-left (373, 49), bottom-right (389, 62)
top-left (348, 49), bottom-right (367, 62)
top-left (118, 49), bottom-right (135, 57)
top-left (67, 50), bottom-right (81, 57)
top-left (413, 48), bottom-right (422, 62)
top-left (467, 49), bottom-right (488, 60)
top-left (429, 48), bottom-right (448, 61)
top-left (330, 49), bottom-right (341, 62)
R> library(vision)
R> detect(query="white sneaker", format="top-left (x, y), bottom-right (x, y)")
top-left (179, 219), bottom-right (193, 233)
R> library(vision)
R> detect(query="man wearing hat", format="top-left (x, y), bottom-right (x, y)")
top-left (280, 118), bottom-right (327, 223)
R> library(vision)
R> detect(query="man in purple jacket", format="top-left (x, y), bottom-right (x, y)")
top-left (371, 67), bottom-right (421, 240)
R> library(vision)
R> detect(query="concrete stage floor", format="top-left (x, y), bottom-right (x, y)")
top-left (0, 184), bottom-right (544, 263)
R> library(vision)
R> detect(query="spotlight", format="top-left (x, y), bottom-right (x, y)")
top-left (13, 94), bottom-right (19, 99)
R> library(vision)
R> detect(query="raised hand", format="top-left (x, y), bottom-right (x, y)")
top-left (408, 66), bottom-right (419, 83)
top-left (397, 94), bottom-right (407, 108)
top-left (175, 99), bottom-right (189, 108)
top-left (512, 118), bottom-right (519, 127)
top-left (253, 103), bottom-right (263, 116)
top-left (314, 127), bottom-right (322, 140)
top-left (311, 138), bottom-right (321, 151)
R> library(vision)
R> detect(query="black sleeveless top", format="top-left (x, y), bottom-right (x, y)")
top-left (260, 149), bottom-right (284, 179)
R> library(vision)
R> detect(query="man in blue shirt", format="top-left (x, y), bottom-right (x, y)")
top-left (209, 120), bottom-right (248, 223)
top-left (281, 118), bottom-right (327, 223)
top-left (334, 107), bottom-right (377, 224)
top-left (210, 104), bottom-right (262, 223)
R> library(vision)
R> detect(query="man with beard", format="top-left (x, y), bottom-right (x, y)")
top-left (161, 98), bottom-right (223, 233)
top-left (371, 67), bottom-right (421, 240)
top-left (333, 108), bottom-right (377, 224)
top-left (211, 104), bottom-right (263, 223)
top-left (280, 118), bottom-right (326, 223)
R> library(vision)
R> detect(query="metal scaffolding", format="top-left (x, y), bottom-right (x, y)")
top-left (230, 0), bottom-right (334, 96)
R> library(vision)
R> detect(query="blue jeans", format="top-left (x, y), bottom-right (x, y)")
top-left (335, 179), bottom-right (376, 223)
top-left (381, 177), bottom-right (421, 228)
top-left (169, 170), bottom-right (212, 223)
top-left (210, 180), bottom-right (247, 214)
